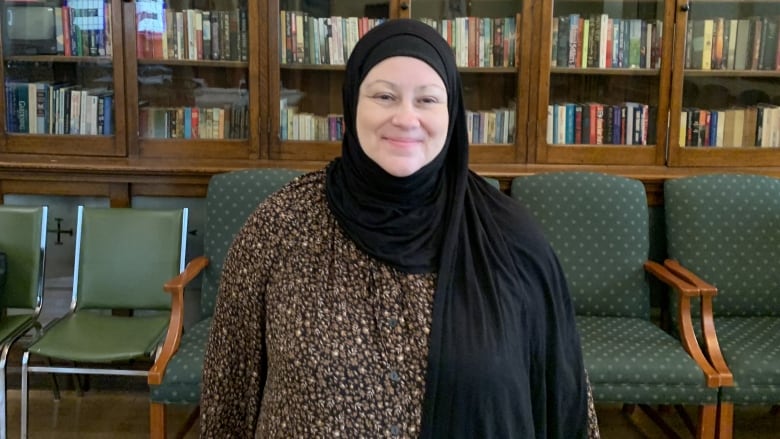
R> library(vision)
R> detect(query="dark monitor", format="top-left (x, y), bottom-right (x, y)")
top-left (4, 4), bottom-right (58, 55)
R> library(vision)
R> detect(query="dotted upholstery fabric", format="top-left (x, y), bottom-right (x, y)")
top-left (664, 173), bottom-right (780, 404)
top-left (150, 169), bottom-right (303, 405)
top-left (511, 172), bottom-right (717, 404)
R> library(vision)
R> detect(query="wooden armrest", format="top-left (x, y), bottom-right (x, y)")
top-left (663, 259), bottom-right (718, 297)
top-left (644, 260), bottom-right (699, 297)
top-left (658, 259), bottom-right (733, 387)
top-left (149, 256), bottom-right (210, 385)
top-left (644, 260), bottom-right (728, 387)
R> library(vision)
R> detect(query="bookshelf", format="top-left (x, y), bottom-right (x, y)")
top-left (0, 0), bottom-right (779, 207)
top-left (667, 0), bottom-right (780, 166)
top-left (530, 0), bottom-right (674, 165)
top-left (125, 0), bottom-right (262, 160)
top-left (0, 0), bottom-right (126, 157)
top-left (269, 0), bottom-right (533, 165)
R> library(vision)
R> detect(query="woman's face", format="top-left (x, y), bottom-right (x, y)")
top-left (356, 56), bottom-right (449, 177)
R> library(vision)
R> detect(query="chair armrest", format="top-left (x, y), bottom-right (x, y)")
top-left (662, 259), bottom-right (733, 387)
top-left (663, 259), bottom-right (718, 297)
top-left (148, 255), bottom-right (210, 385)
top-left (644, 261), bottom-right (727, 388)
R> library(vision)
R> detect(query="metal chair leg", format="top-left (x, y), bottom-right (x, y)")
top-left (21, 351), bottom-right (30, 439)
top-left (0, 355), bottom-right (7, 439)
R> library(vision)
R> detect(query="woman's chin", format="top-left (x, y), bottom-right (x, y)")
top-left (378, 161), bottom-right (424, 178)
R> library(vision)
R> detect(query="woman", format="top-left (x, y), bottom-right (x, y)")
top-left (201, 18), bottom-right (597, 438)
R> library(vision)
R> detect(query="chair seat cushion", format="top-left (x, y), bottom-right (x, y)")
top-left (578, 315), bottom-right (717, 404)
top-left (715, 316), bottom-right (780, 404)
top-left (28, 312), bottom-right (169, 362)
top-left (150, 317), bottom-right (212, 404)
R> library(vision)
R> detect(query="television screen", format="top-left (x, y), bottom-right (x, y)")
top-left (6, 6), bottom-right (56, 40)
top-left (4, 5), bottom-right (57, 54)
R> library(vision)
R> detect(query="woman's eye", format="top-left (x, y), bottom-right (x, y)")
top-left (375, 93), bottom-right (394, 101)
top-left (419, 96), bottom-right (439, 104)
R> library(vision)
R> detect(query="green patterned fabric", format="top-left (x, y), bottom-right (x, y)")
top-left (511, 172), bottom-right (649, 318)
top-left (151, 168), bottom-right (303, 405)
top-left (665, 173), bottom-right (780, 404)
top-left (512, 172), bottom-right (717, 405)
top-left (150, 318), bottom-right (212, 403)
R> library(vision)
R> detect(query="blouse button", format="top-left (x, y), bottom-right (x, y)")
top-left (389, 370), bottom-right (400, 382)
top-left (390, 425), bottom-right (401, 436)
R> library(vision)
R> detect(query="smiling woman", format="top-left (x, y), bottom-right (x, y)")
top-left (200, 18), bottom-right (597, 439)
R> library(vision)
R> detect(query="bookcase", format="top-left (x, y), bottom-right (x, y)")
top-left (530, 0), bottom-right (674, 166)
top-left (666, 0), bottom-right (780, 166)
top-left (0, 0), bottom-right (779, 206)
top-left (0, 0), bottom-right (127, 157)
top-left (269, 0), bottom-right (533, 165)
top-left (125, 0), bottom-right (261, 161)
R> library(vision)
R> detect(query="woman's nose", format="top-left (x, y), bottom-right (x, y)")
top-left (391, 101), bottom-right (421, 128)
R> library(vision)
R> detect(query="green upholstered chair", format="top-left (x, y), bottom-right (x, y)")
top-left (511, 171), bottom-right (725, 439)
top-left (0, 206), bottom-right (47, 439)
top-left (19, 206), bottom-right (188, 439)
top-left (664, 173), bottom-right (780, 437)
top-left (148, 168), bottom-right (302, 439)
top-left (483, 176), bottom-right (500, 190)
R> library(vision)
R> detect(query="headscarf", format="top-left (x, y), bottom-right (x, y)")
top-left (326, 19), bottom-right (587, 438)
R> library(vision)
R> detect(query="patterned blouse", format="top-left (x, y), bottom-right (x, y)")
top-left (200, 170), bottom-right (600, 438)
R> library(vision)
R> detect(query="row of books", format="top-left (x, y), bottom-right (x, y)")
top-left (546, 102), bottom-right (658, 146)
top-left (685, 17), bottom-right (780, 71)
top-left (138, 105), bottom-right (248, 139)
top-left (279, 11), bottom-right (386, 65)
top-left (49, 0), bottom-right (113, 57)
top-left (278, 13), bottom-right (518, 68)
top-left (280, 106), bottom-right (344, 141)
top-left (5, 82), bottom-right (113, 135)
top-left (680, 105), bottom-right (780, 148)
top-left (551, 15), bottom-right (663, 69)
top-left (465, 107), bottom-right (516, 144)
top-left (417, 16), bottom-right (518, 68)
top-left (136, 3), bottom-right (248, 61)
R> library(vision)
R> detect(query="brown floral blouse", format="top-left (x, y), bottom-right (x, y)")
top-left (200, 170), bottom-right (600, 438)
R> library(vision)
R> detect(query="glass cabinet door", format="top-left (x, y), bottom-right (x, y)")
top-left (408, 0), bottom-right (526, 164)
top-left (0, 0), bottom-right (125, 156)
top-left (535, 0), bottom-right (672, 165)
top-left (667, 0), bottom-right (780, 167)
top-left (128, 0), bottom-right (258, 160)
top-left (270, 0), bottom-right (528, 164)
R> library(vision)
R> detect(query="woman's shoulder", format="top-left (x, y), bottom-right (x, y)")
top-left (258, 169), bottom-right (327, 213)
top-left (250, 169), bottom-right (329, 234)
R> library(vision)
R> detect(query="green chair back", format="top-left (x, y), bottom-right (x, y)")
top-left (483, 176), bottom-right (500, 189)
top-left (511, 171), bottom-right (650, 318)
top-left (665, 173), bottom-right (780, 317)
top-left (74, 206), bottom-right (187, 311)
top-left (0, 206), bottom-right (47, 311)
top-left (199, 168), bottom-right (303, 319)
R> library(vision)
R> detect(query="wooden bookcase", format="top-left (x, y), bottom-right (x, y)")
top-left (0, 0), bottom-right (127, 157)
top-left (666, 0), bottom-right (780, 167)
top-left (269, 0), bottom-right (534, 165)
top-left (0, 0), bottom-right (779, 206)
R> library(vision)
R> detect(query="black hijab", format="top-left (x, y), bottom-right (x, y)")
top-left (326, 19), bottom-right (587, 438)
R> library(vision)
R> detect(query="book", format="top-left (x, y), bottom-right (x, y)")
top-left (702, 19), bottom-right (713, 70)
top-left (734, 19), bottom-right (751, 70)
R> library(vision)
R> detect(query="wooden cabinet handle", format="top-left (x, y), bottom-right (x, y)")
top-left (680, 2), bottom-right (690, 12)
top-left (400, 1), bottom-right (409, 10)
